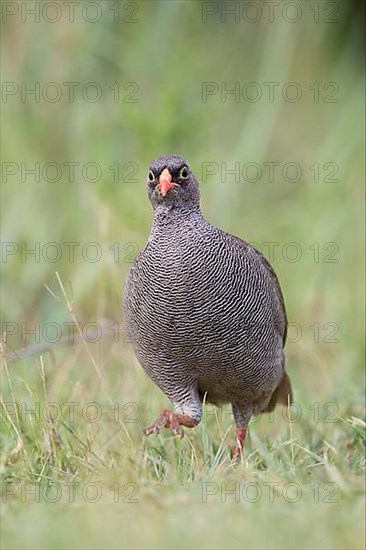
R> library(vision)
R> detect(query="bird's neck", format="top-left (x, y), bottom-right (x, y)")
top-left (151, 203), bottom-right (204, 232)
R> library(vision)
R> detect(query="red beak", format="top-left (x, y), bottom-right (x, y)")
top-left (156, 168), bottom-right (180, 197)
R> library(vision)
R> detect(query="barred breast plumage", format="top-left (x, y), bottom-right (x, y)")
top-left (124, 154), bottom-right (292, 459)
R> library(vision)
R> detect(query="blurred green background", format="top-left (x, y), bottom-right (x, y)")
top-left (1, 1), bottom-right (365, 549)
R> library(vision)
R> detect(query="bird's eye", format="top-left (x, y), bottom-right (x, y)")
top-left (148, 170), bottom-right (155, 182)
top-left (179, 166), bottom-right (189, 179)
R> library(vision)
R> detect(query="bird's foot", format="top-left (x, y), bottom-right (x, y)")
top-left (231, 428), bottom-right (247, 462)
top-left (143, 409), bottom-right (198, 439)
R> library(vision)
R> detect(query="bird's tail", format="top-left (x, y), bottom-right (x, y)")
top-left (264, 372), bottom-right (293, 413)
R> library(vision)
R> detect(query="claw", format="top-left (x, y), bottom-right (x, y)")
top-left (170, 424), bottom-right (185, 439)
top-left (143, 425), bottom-right (161, 436)
top-left (143, 409), bottom-right (197, 439)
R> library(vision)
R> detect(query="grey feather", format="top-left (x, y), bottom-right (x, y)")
top-left (124, 155), bottom-right (292, 430)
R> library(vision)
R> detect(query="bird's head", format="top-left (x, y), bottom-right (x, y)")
top-left (147, 155), bottom-right (200, 210)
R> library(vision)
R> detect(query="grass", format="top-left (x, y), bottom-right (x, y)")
top-left (1, 315), bottom-right (365, 549)
top-left (1, 1), bottom-right (365, 549)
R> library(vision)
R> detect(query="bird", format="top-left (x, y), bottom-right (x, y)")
top-left (124, 154), bottom-right (292, 460)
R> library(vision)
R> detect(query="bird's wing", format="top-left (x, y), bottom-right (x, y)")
top-left (220, 230), bottom-right (288, 345)
top-left (247, 242), bottom-right (288, 344)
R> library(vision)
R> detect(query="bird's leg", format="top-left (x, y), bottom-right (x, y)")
top-left (143, 409), bottom-right (198, 439)
top-left (231, 402), bottom-right (252, 462)
top-left (232, 428), bottom-right (247, 461)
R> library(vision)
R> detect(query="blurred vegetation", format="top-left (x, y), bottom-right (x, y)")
top-left (1, 1), bottom-right (365, 550)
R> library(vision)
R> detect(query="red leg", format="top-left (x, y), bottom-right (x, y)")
top-left (232, 428), bottom-right (247, 461)
top-left (143, 409), bottom-right (198, 439)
